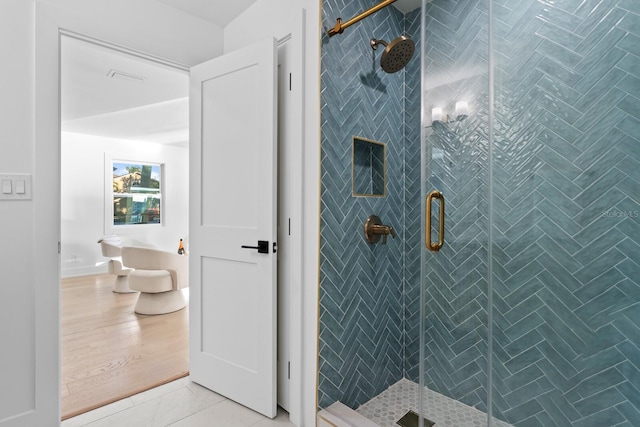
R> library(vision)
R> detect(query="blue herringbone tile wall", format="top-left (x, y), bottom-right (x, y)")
top-left (490, 0), bottom-right (640, 425)
top-left (318, 0), bottom-right (408, 409)
top-left (320, 0), bottom-right (640, 425)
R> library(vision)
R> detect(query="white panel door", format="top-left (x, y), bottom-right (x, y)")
top-left (189, 37), bottom-right (278, 418)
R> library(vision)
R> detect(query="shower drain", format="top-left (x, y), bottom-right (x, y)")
top-left (396, 410), bottom-right (435, 427)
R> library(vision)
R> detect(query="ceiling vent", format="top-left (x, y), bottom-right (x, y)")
top-left (106, 69), bottom-right (145, 84)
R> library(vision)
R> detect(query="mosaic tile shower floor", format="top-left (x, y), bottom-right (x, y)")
top-left (356, 379), bottom-right (512, 427)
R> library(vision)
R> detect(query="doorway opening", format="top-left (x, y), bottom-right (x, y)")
top-left (59, 31), bottom-right (297, 423)
top-left (60, 33), bottom-right (190, 420)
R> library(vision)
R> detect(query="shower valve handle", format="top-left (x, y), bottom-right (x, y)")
top-left (375, 225), bottom-right (396, 244)
top-left (364, 215), bottom-right (396, 245)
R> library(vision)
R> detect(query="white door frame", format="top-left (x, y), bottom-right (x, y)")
top-left (34, 15), bottom-right (306, 427)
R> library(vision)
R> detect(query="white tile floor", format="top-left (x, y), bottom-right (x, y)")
top-left (61, 376), bottom-right (295, 427)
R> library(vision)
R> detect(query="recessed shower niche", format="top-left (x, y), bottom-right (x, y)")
top-left (352, 136), bottom-right (385, 197)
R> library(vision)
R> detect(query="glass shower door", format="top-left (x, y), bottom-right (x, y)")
top-left (418, 0), bottom-right (492, 424)
top-left (420, 0), bottom-right (640, 425)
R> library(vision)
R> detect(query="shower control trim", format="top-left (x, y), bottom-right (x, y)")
top-left (364, 215), bottom-right (396, 244)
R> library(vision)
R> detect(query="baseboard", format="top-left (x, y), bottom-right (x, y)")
top-left (61, 265), bottom-right (108, 279)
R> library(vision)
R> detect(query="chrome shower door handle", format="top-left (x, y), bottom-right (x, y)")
top-left (426, 190), bottom-right (445, 252)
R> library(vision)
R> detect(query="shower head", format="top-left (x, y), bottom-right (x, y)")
top-left (370, 35), bottom-right (415, 73)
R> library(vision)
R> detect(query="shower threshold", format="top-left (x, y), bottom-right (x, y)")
top-left (356, 378), bottom-right (513, 427)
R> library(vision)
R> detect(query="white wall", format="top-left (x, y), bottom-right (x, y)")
top-left (38, 0), bottom-right (225, 65)
top-left (61, 133), bottom-right (189, 277)
top-left (0, 0), bottom-right (320, 425)
top-left (224, 0), bottom-right (297, 52)
top-left (0, 1), bottom-right (37, 423)
top-left (224, 1), bottom-right (321, 425)
top-left (0, 1), bottom-right (224, 425)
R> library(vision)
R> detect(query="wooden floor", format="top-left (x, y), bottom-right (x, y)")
top-left (61, 274), bottom-right (189, 420)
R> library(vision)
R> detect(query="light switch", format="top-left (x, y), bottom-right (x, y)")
top-left (0, 173), bottom-right (31, 200)
top-left (1, 180), bottom-right (12, 194)
top-left (15, 179), bottom-right (25, 194)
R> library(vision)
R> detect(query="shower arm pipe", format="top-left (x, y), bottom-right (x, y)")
top-left (328, 0), bottom-right (398, 36)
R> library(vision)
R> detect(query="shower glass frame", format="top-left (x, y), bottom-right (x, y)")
top-left (420, 0), bottom-right (640, 425)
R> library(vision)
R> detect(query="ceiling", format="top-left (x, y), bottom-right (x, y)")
top-left (61, 0), bottom-right (421, 147)
top-left (61, 35), bottom-right (190, 145)
top-left (61, 0), bottom-right (261, 147)
top-left (393, 0), bottom-right (422, 14)
top-left (155, 0), bottom-right (260, 28)
top-left (156, 0), bottom-right (421, 24)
